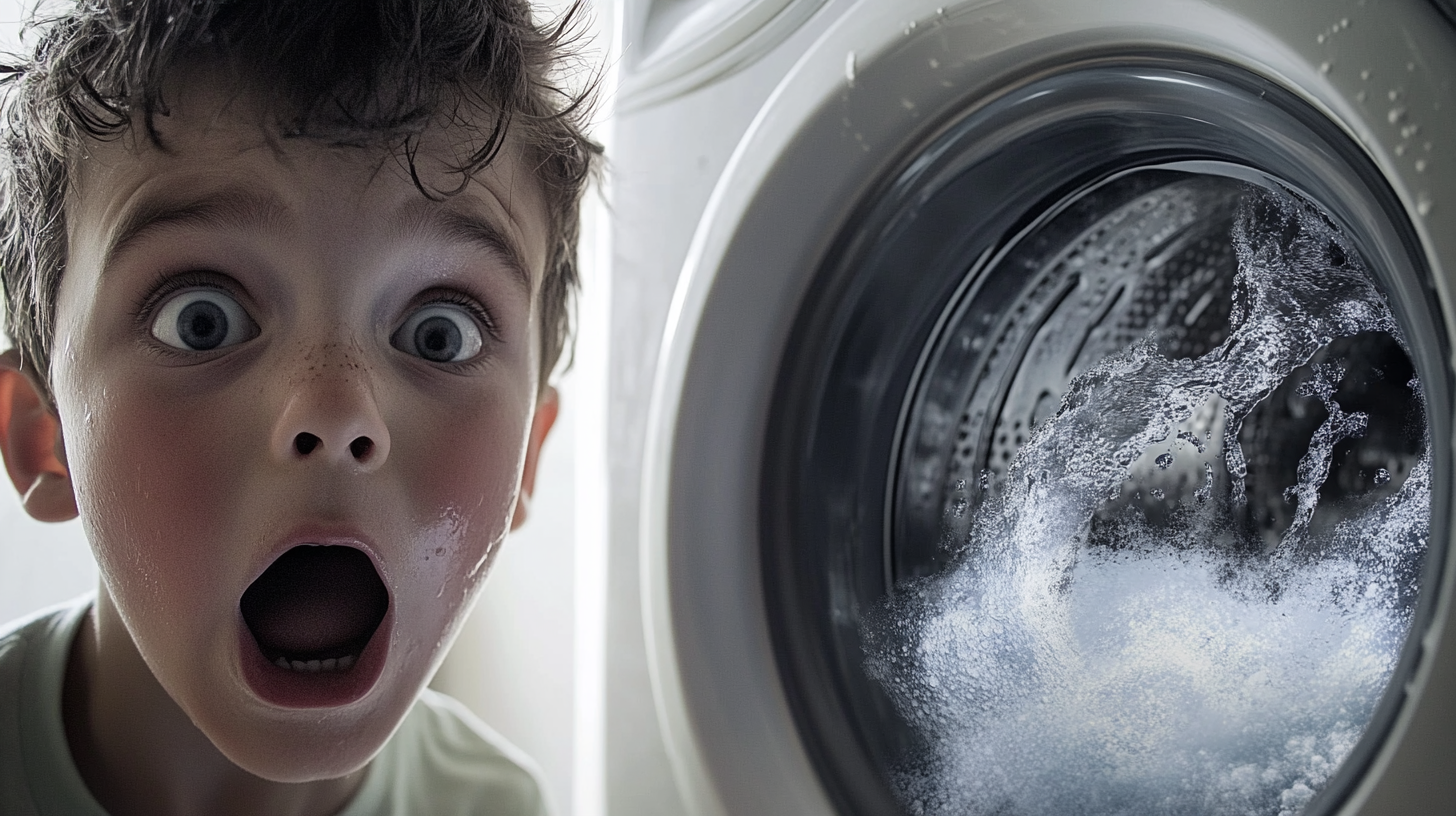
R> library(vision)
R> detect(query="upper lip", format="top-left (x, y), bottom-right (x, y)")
top-left (245, 523), bottom-right (390, 592)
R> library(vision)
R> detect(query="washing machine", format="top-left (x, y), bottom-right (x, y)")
top-left (605, 1), bottom-right (1456, 815)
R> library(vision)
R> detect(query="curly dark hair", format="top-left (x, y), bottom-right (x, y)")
top-left (0, 0), bottom-right (602, 396)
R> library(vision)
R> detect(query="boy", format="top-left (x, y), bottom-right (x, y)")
top-left (0, 0), bottom-right (599, 813)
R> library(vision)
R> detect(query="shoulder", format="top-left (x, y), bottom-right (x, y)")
top-left (0, 597), bottom-right (90, 697)
top-left (0, 595), bottom-right (90, 698)
top-left (0, 597), bottom-right (99, 816)
top-left (354, 689), bottom-right (550, 816)
top-left (0, 598), bottom-right (80, 653)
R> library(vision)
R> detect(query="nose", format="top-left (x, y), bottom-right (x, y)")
top-left (269, 345), bottom-right (391, 471)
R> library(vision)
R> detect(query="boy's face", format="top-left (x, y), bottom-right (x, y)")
top-left (43, 77), bottom-right (554, 780)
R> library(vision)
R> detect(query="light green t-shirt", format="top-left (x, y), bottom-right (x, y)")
top-left (0, 596), bottom-right (549, 816)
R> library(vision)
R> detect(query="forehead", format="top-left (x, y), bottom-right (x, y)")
top-left (66, 74), bottom-right (551, 288)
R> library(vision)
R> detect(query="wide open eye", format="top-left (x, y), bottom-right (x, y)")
top-left (151, 288), bottom-right (255, 351)
top-left (392, 304), bottom-right (484, 363)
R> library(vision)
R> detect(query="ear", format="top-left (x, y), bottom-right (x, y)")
top-left (510, 385), bottom-right (559, 531)
top-left (0, 349), bottom-right (78, 522)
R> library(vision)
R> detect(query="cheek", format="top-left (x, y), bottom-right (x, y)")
top-left (67, 377), bottom-right (252, 631)
top-left (390, 402), bottom-right (528, 618)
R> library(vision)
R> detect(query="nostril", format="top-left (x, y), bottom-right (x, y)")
top-left (295, 433), bottom-right (321, 456)
top-left (349, 437), bottom-right (374, 461)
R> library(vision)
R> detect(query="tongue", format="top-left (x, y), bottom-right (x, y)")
top-left (241, 545), bottom-right (389, 656)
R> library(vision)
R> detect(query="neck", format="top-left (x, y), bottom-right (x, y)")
top-left (62, 588), bottom-right (366, 816)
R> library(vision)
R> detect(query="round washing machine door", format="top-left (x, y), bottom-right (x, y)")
top-left (641, 2), bottom-right (1456, 816)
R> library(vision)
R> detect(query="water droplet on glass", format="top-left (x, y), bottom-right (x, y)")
top-left (1156, 452), bottom-right (1175, 469)
top-left (1396, 144), bottom-right (1407, 156)
top-left (1356, 91), bottom-right (1367, 103)
top-left (1417, 193), bottom-right (1433, 216)
top-left (1320, 62), bottom-right (1332, 74)
top-left (1374, 468), bottom-right (1392, 485)
top-left (1149, 488), bottom-right (1166, 500)
top-left (1388, 106), bottom-right (1406, 124)
top-left (952, 497), bottom-right (969, 517)
top-left (955, 479), bottom-right (967, 491)
top-left (845, 51), bottom-right (857, 83)
top-left (1416, 159), bottom-right (1427, 173)
top-left (1341, 17), bottom-right (1350, 27)
top-left (1360, 69), bottom-right (1371, 81)
top-left (1317, 33), bottom-right (1325, 44)
top-left (1389, 89), bottom-right (1403, 101)
top-left (928, 57), bottom-right (940, 69)
top-left (979, 470), bottom-right (990, 490)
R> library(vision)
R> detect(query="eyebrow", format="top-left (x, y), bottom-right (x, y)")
top-left (396, 199), bottom-right (534, 296)
top-left (102, 186), bottom-right (535, 295)
top-left (104, 186), bottom-right (292, 271)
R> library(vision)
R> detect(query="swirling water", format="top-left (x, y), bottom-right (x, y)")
top-left (864, 186), bottom-right (1429, 816)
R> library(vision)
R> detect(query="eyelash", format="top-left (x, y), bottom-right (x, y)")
top-left (133, 270), bottom-right (240, 326)
top-left (414, 289), bottom-right (501, 345)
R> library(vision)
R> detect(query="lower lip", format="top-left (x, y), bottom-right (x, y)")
top-left (236, 610), bottom-right (392, 709)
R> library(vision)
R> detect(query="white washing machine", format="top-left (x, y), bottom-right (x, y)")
top-left (605, 1), bottom-right (1456, 815)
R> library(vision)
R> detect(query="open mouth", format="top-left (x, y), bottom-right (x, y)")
top-left (240, 545), bottom-right (389, 692)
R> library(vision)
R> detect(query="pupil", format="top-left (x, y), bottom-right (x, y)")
top-left (416, 316), bottom-right (462, 362)
top-left (177, 301), bottom-right (228, 350)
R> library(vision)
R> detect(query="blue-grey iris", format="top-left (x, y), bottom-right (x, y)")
top-left (177, 300), bottom-right (228, 350)
top-left (415, 315), bottom-right (462, 362)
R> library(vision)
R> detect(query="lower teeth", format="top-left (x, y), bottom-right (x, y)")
top-left (273, 654), bottom-right (355, 673)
